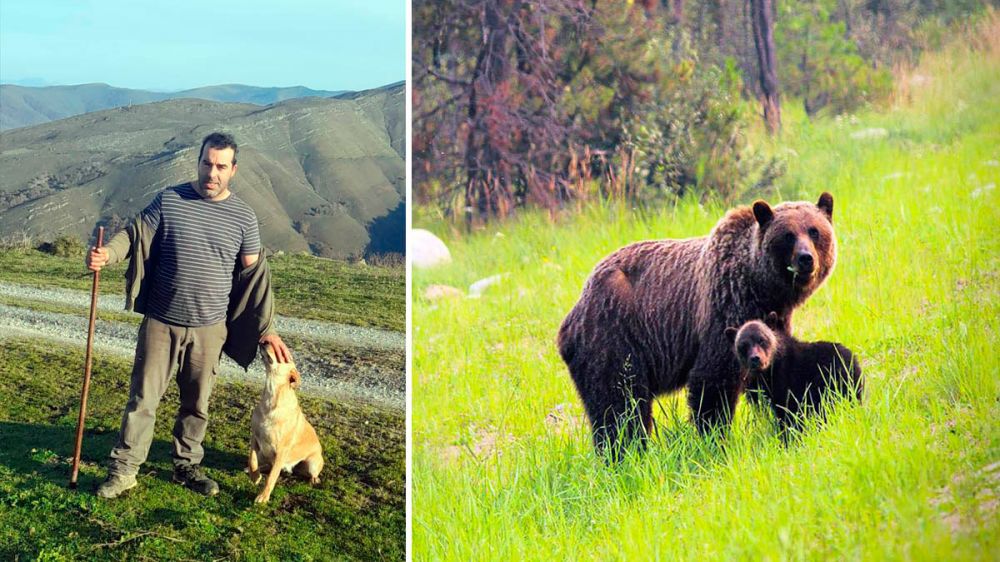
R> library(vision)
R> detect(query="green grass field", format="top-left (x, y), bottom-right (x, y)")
top-left (412, 22), bottom-right (1000, 561)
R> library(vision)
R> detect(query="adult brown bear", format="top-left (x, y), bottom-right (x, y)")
top-left (557, 194), bottom-right (837, 458)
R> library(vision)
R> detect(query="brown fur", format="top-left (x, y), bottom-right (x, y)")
top-left (557, 194), bottom-right (836, 458)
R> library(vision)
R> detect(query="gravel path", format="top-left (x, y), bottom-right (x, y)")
top-left (0, 283), bottom-right (404, 410)
top-left (0, 282), bottom-right (405, 351)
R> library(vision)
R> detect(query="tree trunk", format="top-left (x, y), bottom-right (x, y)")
top-left (749, 0), bottom-right (780, 134)
top-left (712, 0), bottom-right (728, 52)
top-left (840, 0), bottom-right (853, 38)
top-left (671, 0), bottom-right (684, 25)
top-left (464, 0), bottom-right (516, 226)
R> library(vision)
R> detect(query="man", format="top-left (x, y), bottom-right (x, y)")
top-left (87, 132), bottom-right (292, 498)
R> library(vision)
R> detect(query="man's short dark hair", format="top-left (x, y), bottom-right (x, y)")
top-left (199, 132), bottom-right (238, 164)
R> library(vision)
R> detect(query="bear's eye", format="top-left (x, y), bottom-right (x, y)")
top-left (808, 227), bottom-right (820, 241)
top-left (783, 232), bottom-right (796, 245)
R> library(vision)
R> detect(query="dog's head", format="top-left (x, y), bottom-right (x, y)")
top-left (259, 342), bottom-right (301, 389)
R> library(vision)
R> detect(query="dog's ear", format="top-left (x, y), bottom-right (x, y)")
top-left (288, 368), bottom-right (301, 389)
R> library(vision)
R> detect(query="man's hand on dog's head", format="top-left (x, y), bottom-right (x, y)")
top-left (86, 247), bottom-right (109, 272)
top-left (260, 333), bottom-right (292, 364)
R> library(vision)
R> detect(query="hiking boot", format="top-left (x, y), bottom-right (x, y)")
top-left (96, 472), bottom-right (137, 498)
top-left (172, 464), bottom-right (219, 496)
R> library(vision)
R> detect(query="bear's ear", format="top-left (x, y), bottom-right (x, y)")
top-left (724, 326), bottom-right (738, 344)
top-left (817, 192), bottom-right (834, 221)
top-left (752, 200), bottom-right (774, 230)
top-left (764, 311), bottom-right (780, 329)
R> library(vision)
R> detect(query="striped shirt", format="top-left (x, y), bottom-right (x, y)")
top-left (140, 183), bottom-right (261, 326)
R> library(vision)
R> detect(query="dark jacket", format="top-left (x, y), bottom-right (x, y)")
top-left (105, 217), bottom-right (276, 370)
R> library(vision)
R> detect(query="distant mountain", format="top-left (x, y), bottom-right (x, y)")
top-left (0, 83), bottom-right (349, 131)
top-left (0, 82), bottom-right (405, 259)
top-left (173, 84), bottom-right (349, 105)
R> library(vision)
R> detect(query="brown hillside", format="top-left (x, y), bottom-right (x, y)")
top-left (0, 83), bottom-right (405, 258)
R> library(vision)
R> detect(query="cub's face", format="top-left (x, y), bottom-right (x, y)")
top-left (753, 193), bottom-right (837, 293)
top-left (727, 320), bottom-right (777, 373)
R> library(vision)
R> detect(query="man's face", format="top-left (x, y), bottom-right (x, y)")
top-left (195, 146), bottom-right (237, 200)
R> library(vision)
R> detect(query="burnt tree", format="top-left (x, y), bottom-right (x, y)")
top-left (464, 1), bottom-right (518, 224)
top-left (749, 0), bottom-right (781, 133)
top-left (414, 0), bottom-right (592, 226)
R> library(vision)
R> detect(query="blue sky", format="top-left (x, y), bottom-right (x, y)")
top-left (0, 0), bottom-right (405, 91)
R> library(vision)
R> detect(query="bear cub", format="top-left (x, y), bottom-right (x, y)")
top-left (726, 312), bottom-right (863, 430)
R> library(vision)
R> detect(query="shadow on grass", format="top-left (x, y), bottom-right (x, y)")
top-left (0, 338), bottom-right (405, 560)
top-left (0, 420), bottom-right (245, 492)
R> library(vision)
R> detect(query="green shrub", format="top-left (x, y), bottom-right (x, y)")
top-left (562, 8), bottom-right (783, 205)
top-left (38, 235), bottom-right (85, 258)
top-left (777, 0), bottom-right (894, 117)
top-left (618, 57), bottom-right (784, 204)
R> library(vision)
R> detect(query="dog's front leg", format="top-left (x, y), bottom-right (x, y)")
top-left (248, 437), bottom-right (261, 485)
top-left (255, 454), bottom-right (284, 503)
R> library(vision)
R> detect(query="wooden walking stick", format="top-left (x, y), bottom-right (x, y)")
top-left (70, 226), bottom-right (104, 489)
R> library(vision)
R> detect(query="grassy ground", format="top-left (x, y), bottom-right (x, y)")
top-left (412, 18), bottom-right (1000, 561)
top-left (0, 338), bottom-right (404, 561)
top-left (0, 252), bottom-right (405, 332)
top-left (269, 255), bottom-right (404, 332)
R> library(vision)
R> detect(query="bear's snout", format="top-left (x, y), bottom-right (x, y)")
top-left (749, 354), bottom-right (763, 369)
top-left (796, 252), bottom-right (815, 274)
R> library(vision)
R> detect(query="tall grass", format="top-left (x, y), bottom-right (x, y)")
top-left (412, 17), bottom-right (1000, 561)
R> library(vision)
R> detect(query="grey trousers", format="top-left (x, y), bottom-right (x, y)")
top-left (109, 316), bottom-right (227, 475)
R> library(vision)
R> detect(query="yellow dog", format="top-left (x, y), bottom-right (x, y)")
top-left (249, 343), bottom-right (324, 503)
